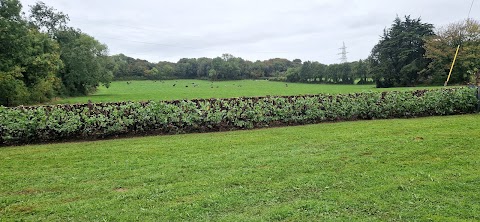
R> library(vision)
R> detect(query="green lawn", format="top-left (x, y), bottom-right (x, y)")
top-left (53, 80), bottom-right (446, 104)
top-left (1, 114), bottom-right (479, 221)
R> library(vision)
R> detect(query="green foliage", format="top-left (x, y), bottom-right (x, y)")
top-left (1, 88), bottom-right (477, 146)
top-left (110, 53), bottom-right (368, 84)
top-left (211, 54), bottom-right (241, 80)
top-left (0, 0), bottom-right (21, 20)
top-left (284, 61), bottom-right (366, 84)
top-left (370, 16), bottom-right (435, 88)
top-left (0, 68), bottom-right (29, 106)
top-left (55, 29), bottom-right (113, 96)
top-left (28, 1), bottom-right (69, 36)
top-left (1, 1), bottom-right (111, 105)
top-left (353, 59), bottom-right (371, 84)
top-left (285, 67), bottom-right (301, 82)
top-left (424, 19), bottom-right (480, 85)
top-left (0, 0), bottom-right (63, 106)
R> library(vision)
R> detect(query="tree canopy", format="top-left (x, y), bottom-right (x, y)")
top-left (0, 0), bottom-right (112, 105)
top-left (424, 19), bottom-right (480, 85)
top-left (369, 16), bottom-right (435, 88)
top-left (109, 53), bottom-right (370, 85)
top-left (0, 0), bottom-right (62, 106)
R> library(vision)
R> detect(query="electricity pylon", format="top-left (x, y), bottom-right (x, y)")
top-left (339, 42), bottom-right (348, 63)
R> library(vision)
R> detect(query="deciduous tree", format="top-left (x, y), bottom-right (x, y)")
top-left (55, 29), bottom-right (112, 96)
top-left (1, 0), bottom-right (62, 106)
top-left (424, 19), bottom-right (480, 85)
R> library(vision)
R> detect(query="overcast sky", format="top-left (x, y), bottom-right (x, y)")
top-left (20, 0), bottom-right (479, 64)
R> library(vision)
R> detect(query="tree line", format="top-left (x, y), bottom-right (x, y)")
top-left (1, 0), bottom-right (112, 106)
top-left (110, 53), bottom-right (371, 84)
top-left (111, 54), bottom-right (304, 81)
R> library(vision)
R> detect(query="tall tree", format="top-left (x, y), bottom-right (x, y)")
top-left (210, 54), bottom-right (241, 80)
top-left (299, 61), bottom-right (315, 82)
top-left (158, 63), bottom-right (175, 79)
top-left (0, 0), bottom-right (62, 106)
top-left (110, 54), bottom-right (130, 79)
top-left (250, 61), bottom-right (266, 79)
top-left (370, 16), bottom-right (435, 87)
top-left (55, 29), bottom-right (112, 96)
top-left (311, 62), bottom-right (327, 83)
top-left (285, 67), bottom-right (301, 82)
top-left (326, 64), bottom-right (340, 83)
top-left (28, 1), bottom-right (69, 37)
top-left (196, 57), bottom-right (213, 79)
top-left (339, 63), bottom-right (354, 84)
top-left (175, 58), bottom-right (198, 79)
top-left (424, 19), bottom-right (480, 85)
top-left (29, 2), bottom-right (112, 96)
top-left (1, 0), bottom-right (29, 106)
top-left (354, 59), bottom-right (371, 84)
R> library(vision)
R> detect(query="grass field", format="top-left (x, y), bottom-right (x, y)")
top-left (1, 114), bottom-right (479, 221)
top-left (53, 80), bottom-right (447, 104)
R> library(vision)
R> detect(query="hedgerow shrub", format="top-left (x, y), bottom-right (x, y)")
top-left (0, 88), bottom-right (477, 146)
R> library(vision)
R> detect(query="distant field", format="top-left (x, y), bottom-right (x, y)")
top-left (1, 114), bottom-right (479, 221)
top-left (52, 80), bottom-right (447, 104)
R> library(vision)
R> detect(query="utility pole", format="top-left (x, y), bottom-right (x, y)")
top-left (339, 42), bottom-right (348, 63)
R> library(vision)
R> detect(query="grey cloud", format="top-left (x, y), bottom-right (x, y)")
top-left (20, 0), bottom-right (480, 64)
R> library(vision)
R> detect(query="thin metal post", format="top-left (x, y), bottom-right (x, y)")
top-left (477, 86), bottom-right (480, 113)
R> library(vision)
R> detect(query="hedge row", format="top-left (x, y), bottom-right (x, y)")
top-left (0, 88), bottom-right (478, 146)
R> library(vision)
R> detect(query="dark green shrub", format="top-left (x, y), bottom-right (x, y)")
top-left (0, 88), bottom-right (477, 146)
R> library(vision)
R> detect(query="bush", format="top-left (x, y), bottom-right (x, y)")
top-left (0, 88), bottom-right (477, 146)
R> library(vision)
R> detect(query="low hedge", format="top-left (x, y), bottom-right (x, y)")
top-left (0, 88), bottom-right (478, 146)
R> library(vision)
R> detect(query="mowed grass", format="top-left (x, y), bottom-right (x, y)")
top-left (53, 80), bottom-right (446, 104)
top-left (1, 114), bottom-right (479, 221)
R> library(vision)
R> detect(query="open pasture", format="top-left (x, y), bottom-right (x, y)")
top-left (53, 80), bottom-right (446, 104)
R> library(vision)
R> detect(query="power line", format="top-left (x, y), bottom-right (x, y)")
top-left (467, 0), bottom-right (476, 20)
